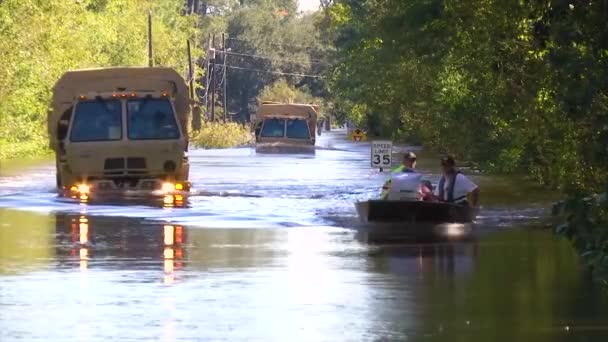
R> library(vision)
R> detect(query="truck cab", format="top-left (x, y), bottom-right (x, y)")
top-left (254, 102), bottom-right (318, 153)
top-left (49, 68), bottom-right (191, 198)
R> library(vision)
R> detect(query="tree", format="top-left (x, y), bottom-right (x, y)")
top-left (0, 0), bottom-right (200, 159)
top-left (325, 0), bottom-right (608, 191)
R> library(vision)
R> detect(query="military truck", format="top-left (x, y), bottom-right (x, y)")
top-left (48, 67), bottom-right (192, 198)
top-left (253, 101), bottom-right (318, 152)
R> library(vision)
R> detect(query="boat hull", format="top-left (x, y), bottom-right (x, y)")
top-left (353, 200), bottom-right (477, 242)
top-left (355, 200), bottom-right (475, 224)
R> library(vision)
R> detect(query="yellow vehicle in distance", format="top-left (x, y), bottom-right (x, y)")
top-left (253, 101), bottom-right (318, 153)
top-left (48, 67), bottom-right (192, 200)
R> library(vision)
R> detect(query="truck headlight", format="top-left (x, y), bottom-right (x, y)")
top-left (77, 184), bottom-right (90, 194)
top-left (162, 182), bottom-right (175, 193)
top-left (70, 184), bottom-right (90, 194)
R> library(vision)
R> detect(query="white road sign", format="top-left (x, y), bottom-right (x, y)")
top-left (371, 140), bottom-right (392, 168)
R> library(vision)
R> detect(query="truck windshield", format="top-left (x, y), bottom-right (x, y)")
top-left (260, 118), bottom-right (285, 138)
top-left (286, 119), bottom-right (310, 139)
top-left (70, 100), bottom-right (122, 142)
top-left (127, 99), bottom-right (180, 140)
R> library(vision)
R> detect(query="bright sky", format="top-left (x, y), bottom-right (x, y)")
top-left (298, 0), bottom-right (320, 12)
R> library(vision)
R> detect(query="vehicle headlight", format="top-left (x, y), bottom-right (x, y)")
top-left (162, 182), bottom-right (175, 193)
top-left (78, 184), bottom-right (90, 193)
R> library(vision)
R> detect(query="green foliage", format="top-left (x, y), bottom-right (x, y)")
top-left (191, 122), bottom-right (253, 148)
top-left (259, 79), bottom-right (319, 104)
top-left (553, 191), bottom-right (608, 287)
top-left (327, 0), bottom-right (608, 192)
top-left (0, 0), bottom-right (200, 160)
top-left (198, 0), bottom-right (333, 121)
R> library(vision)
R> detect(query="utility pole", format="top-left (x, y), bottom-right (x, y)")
top-left (204, 34), bottom-right (211, 118)
top-left (187, 40), bottom-right (194, 100)
top-left (210, 34), bottom-right (216, 122)
top-left (187, 39), bottom-right (201, 131)
top-left (222, 33), bottom-right (227, 122)
top-left (148, 11), bottom-right (153, 67)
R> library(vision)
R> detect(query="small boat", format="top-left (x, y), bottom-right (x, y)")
top-left (355, 200), bottom-right (475, 224)
top-left (354, 200), bottom-right (477, 242)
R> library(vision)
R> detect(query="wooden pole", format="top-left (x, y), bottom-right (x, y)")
top-left (148, 11), bottom-right (153, 67)
top-left (210, 35), bottom-right (216, 122)
top-left (188, 39), bottom-right (201, 131)
top-left (222, 33), bottom-right (227, 123)
top-left (205, 34), bottom-right (211, 118)
top-left (187, 40), bottom-right (194, 99)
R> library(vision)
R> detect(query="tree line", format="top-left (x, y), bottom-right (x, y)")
top-left (322, 0), bottom-right (608, 285)
top-left (324, 0), bottom-right (607, 193)
top-left (196, 0), bottom-right (332, 121)
top-left (0, 0), bottom-right (199, 159)
top-left (0, 0), bottom-right (329, 159)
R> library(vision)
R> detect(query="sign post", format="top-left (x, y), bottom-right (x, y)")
top-left (371, 140), bottom-right (392, 171)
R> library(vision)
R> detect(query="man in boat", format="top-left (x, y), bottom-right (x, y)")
top-left (381, 152), bottom-right (432, 200)
top-left (392, 151), bottom-right (417, 173)
top-left (434, 155), bottom-right (479, 207)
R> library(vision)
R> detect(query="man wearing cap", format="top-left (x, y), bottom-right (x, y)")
top-left (392, 152), bottom-right (417, 173)
top-left (434, 155), bottom-right (479, 207)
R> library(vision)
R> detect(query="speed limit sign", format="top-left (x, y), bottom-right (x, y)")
top-left (371, 140), bottom-right (392, 169)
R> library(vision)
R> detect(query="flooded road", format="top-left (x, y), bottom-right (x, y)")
top-left (1, 131), bottom-right (607, 341)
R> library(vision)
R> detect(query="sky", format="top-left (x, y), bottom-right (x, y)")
top-left (298, 0), bottom-right (321, 12)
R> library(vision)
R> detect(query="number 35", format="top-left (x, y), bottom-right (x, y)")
top-left (373, 155), bottom-right (390, 164)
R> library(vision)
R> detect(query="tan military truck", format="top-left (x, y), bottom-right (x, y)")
top-left (253, 101), bottom-right (318, 152)
top-left (48, 67), bottom-right (192, 198)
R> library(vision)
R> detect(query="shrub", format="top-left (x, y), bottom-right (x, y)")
top-left (191, 122), bottom-right (253, 149)
top-left (553, 191), bottom-right (608, 287)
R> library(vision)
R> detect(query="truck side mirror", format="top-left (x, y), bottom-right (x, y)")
top-left (56, 107), bottom-right (72, 140)
top-left (57, 122), bottom-right (68, 141)
top-left (54, 140), bottom-right (66, 156)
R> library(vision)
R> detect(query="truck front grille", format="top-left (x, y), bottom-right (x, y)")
top-left (104, 158), bottom-right (125, 170)
top-left (127, 157), bottom-right (146, 169)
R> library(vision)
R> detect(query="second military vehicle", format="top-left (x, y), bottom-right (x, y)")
top-left (253, 101), bottom-right (318, 153)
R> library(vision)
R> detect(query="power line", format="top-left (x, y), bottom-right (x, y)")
top-left (225, 50), bottom-right (330, 66)
top-left (225, 65), bottom-right (325, 78)
top-left (226, 36), bottom-right (317, 50)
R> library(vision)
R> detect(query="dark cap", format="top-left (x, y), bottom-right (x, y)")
top-left (403, 151), bottom-right (416, 160)
top-left (441, 155), bottom-right (455, 166)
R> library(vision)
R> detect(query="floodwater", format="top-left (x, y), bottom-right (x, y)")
top-left (1, 131), bottom-right (607, 341)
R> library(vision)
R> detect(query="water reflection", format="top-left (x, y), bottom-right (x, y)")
top-left (366, 243), bottom-right (477, 278)
top-left (55, 214), bottom-right (186, 284)
top-left (2, 208), bottom-right (608, 341)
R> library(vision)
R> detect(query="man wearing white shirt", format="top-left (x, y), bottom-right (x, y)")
top-left (434, 155), bottom-right (479, 207)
